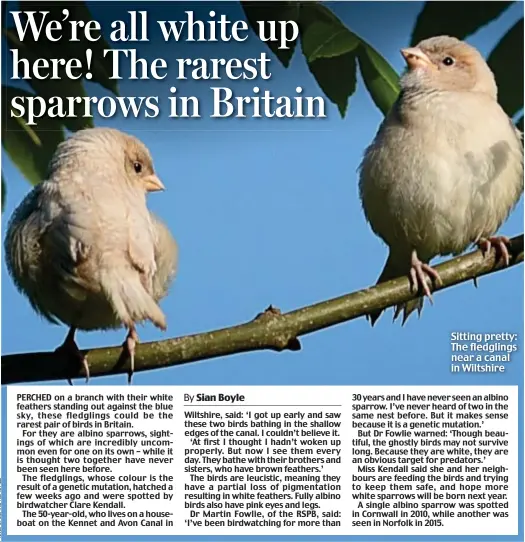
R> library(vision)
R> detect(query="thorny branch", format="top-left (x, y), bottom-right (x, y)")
top-left (2, 234), bottom-right (523, 385)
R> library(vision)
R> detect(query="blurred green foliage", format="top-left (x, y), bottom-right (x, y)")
top-left (1, 1), bottom-right (522, 210)
top-left (1, 2), bottom-right (118, 197)
top-left (243, 1), bottom-right (523, 120)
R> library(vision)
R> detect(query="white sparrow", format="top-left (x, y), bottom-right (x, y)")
top-left (359, 35), bottom-right (523, 324)
top-left (5, 127), bottom-right (178, 381)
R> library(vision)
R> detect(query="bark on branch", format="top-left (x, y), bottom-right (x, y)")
top-left (2, 234), bottom-right (523, 385)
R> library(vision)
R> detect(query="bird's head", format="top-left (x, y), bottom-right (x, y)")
top-left (48, 127), bottom-right (165, 194)
top-left (399, 35), bottom-right (497, 99)
top-left (120, 133), bottom-right (165, 194)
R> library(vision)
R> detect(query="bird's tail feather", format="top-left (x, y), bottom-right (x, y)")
top-left (100, 268), bottom-right (166, 330)
top-left (393, 297), bottom-right (424, 325)
top-left (368, 254), bottom-right (423, 326)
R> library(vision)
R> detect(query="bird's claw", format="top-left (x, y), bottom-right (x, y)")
top-left (55, 328), bottom-right (89, 385)
top-left (409, 251), bottom-right (442, 303)
top-left (119, 328), bottom-right (138, 384)
top-left (478, 236), bottom-right (511, 266)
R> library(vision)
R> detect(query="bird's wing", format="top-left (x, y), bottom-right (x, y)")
top-left (97, 207), bottom-right (167, 330)
top-left (5, 186), bottom-right (42, 292)
top-left (462, 111), bottom-right (524, 241)
top-left (117, 201), bottom-right (159, 296)
top-left (36, 179), bottom-right (101, 299)
top-left (4, 185), bottom-right (62, 323)
top-left (150, 213), bottom-right (178, 301)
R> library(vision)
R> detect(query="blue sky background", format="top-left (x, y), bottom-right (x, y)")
top-left (2, 1), bottom-right (523, 387)
top-left (1, 2), bottom-right (523, 541)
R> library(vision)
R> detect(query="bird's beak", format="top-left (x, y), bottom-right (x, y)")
top-left (143, 174), bottom-right (165, 192)
top-left (401, 47), bottom-right (434, 70)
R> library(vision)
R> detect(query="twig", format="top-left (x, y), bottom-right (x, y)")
top-left (2, 234), bottom-right (523, 384)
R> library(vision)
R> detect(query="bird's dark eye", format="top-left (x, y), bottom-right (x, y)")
top-left (133, 162), bottom-right (142, 173)
top-left (442, 56), bottom-right (455, 66)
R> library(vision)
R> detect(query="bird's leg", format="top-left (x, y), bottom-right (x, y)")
top-left (55, 327), bottom-right (90, 385)
top-left (119, 326), bottom-right (139, 384)
top-left (408, 250), bottom-right (442, 304)
top-left (477, 236), bottom-right (511, 266)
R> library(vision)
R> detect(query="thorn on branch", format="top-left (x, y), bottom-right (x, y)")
top-left (254, 304), bottom-right (282, 321)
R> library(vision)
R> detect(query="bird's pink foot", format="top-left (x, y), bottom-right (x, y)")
top-left (55, 327), bottom-right (89, 385)
top-left (119, 327), bottom-right (139, 384)
top-left (478, 236), bottom-right (511, 266)
top-left (409, 251), bottom-right (442, 304)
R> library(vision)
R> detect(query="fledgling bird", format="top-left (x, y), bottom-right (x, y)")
top-left (5, 127), bottom-right (178, 382)
top-left (359, 35), bottom-right (523, 324)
